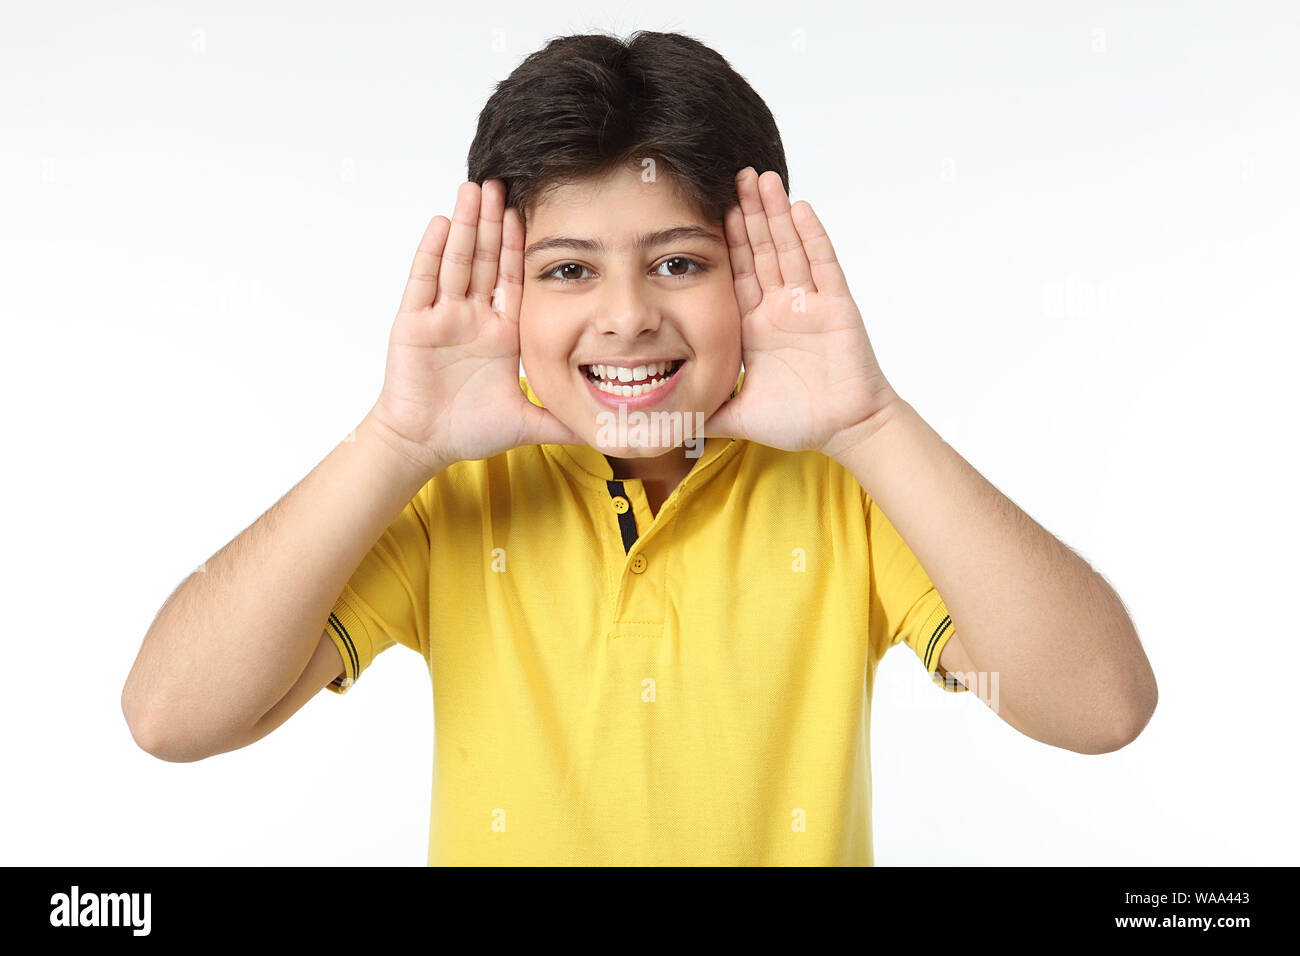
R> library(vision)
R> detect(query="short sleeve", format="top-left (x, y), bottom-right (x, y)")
top-left (324, 482), bottom-right (432, 694)
top-left (865, 491), bottom-right (969, 693)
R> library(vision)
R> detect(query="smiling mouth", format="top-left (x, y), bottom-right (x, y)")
top-left (581, 360), bottom-right (685, 397)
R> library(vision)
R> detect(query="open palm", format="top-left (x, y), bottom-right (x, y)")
top-left (702, 168), bottom-right (899, 456)
top-left (374, 180), bottom-right (579, 470)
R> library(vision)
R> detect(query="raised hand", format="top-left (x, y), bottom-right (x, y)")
top-left (368, 179), bottom-right (580, 473)
top-left (702, 167), bottom-right (902, 458)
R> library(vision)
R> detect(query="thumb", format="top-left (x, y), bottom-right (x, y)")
top-left (700, 395), bottom-right (747, 441)
top-left (520, 404), bottom-right (582, 446)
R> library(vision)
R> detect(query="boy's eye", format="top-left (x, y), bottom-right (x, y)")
top-left (653, 256), bottom-right (706, 279)
top-left (541, 257), bottom-right (707, 283)
top-left (547, 262), bottom-right (592, 282)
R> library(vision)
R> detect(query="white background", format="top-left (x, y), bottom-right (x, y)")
top-left (3, 0), bottom-right (1296, 866)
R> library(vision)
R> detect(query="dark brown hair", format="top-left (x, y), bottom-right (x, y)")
top-left (466, 30), bottom-right (789, 230)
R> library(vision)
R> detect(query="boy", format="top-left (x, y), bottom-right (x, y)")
top-left (122, 31), bottom-right (1156, 865)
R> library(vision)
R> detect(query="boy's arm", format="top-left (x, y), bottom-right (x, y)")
top-left (833, 399), bottom-right (1157, 755)
top-left (936, 633), bottom-right (1045, 745)
top-left (121, 410), bottom-right (439, 763)
top-left (703, 167), bottom-right (1154, 753)
top-left (218, 628), bottom-right (350, 756)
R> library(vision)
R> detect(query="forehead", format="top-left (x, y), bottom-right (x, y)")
top-left (523, 167), bottom-right (724, 261)
top-left (527, 166), bottom-right (708, 234)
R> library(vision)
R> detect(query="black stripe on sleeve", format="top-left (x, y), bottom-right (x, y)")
top-left (923, 614), bottom-right (953, 672)
top-left (327, 611), bottom-right (359, 679)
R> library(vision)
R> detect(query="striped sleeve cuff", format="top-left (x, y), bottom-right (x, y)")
top-left (323, 595), bottom-right (375, 695)
top-left (920, 602), bottom-right (969, 694)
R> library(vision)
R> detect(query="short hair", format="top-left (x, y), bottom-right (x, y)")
top-left (466, 30), bottom-right (790, 230)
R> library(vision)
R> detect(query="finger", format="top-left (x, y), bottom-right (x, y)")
top-left (398, 214), bottom-right (451, 313)
top-left (494, 203), bottom-right (525, 325)
top-left (736, 167), bottom-right (783, 292)
top-left (790, 200), bottom-right (850, 298)
top-left (437, 181), bottom-right (481, 302)
top-left (757, 170), bottom-right (815, 294)
top-left (723, 203), bottom-right (762, 316)
top-left (469, 179), bottom-right (504, 303)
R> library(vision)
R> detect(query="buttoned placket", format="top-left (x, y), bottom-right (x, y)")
top-left (544, 437), bottom-right (742, 640)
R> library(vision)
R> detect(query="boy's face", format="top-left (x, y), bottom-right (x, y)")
top-left (518, 164), bottom-right (741, 457)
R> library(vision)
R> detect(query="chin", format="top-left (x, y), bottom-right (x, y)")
top-left (596, 442), bottom-right (681, 459)
top-left (585, 401), bottom-right (709, 456)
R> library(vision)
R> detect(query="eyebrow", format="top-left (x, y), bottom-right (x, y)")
top-left (523, 224), bottom-right (725, 261)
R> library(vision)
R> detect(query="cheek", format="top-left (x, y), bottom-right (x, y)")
top-left (517, 307), bottom-right (554, 352)
top-left (518, 312), bottom-right (576, 384)
top-left (697, 313), bottom-right (742, 357)
top-left (702, 288), bottom-right (740, 339)
top-left (516, 319), bottom-right (535, 365)
top-left (517, 319), bottom-right (549, 384)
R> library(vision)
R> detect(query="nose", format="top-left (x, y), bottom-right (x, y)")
top-left (593, 269), bottom-right (663, 339)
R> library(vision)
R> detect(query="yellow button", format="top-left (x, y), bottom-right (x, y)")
top-left (611, 495), bottom-right (630, 514)
top-left (630, 554), bottom-right (648, 574)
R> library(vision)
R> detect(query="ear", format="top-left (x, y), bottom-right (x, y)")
top-left (730, 364), bottom-right (745, 398)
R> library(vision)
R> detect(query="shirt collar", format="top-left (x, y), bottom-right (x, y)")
top-left (519, 374), bottom-right (745, 489)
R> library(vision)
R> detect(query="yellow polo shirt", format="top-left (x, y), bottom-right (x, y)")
top-left (323, 376), bottom-right (967, 866)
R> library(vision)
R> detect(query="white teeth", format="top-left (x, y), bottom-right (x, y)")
top-left (583, 360), bottom-right (683, 393)
top-left (587, 368), bottom-right (678, 397)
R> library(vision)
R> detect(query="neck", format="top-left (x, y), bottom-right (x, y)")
top-left (605, 441), bottom-right (709, 501)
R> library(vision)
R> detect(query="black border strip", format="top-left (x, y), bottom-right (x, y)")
top-left (24, 865), bottom-right (1273, 933)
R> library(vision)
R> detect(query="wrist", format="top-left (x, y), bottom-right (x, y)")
top-left (819, 391), bottom-right (911, 465)
top-left (357, 408), bottom-right (449, 483)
